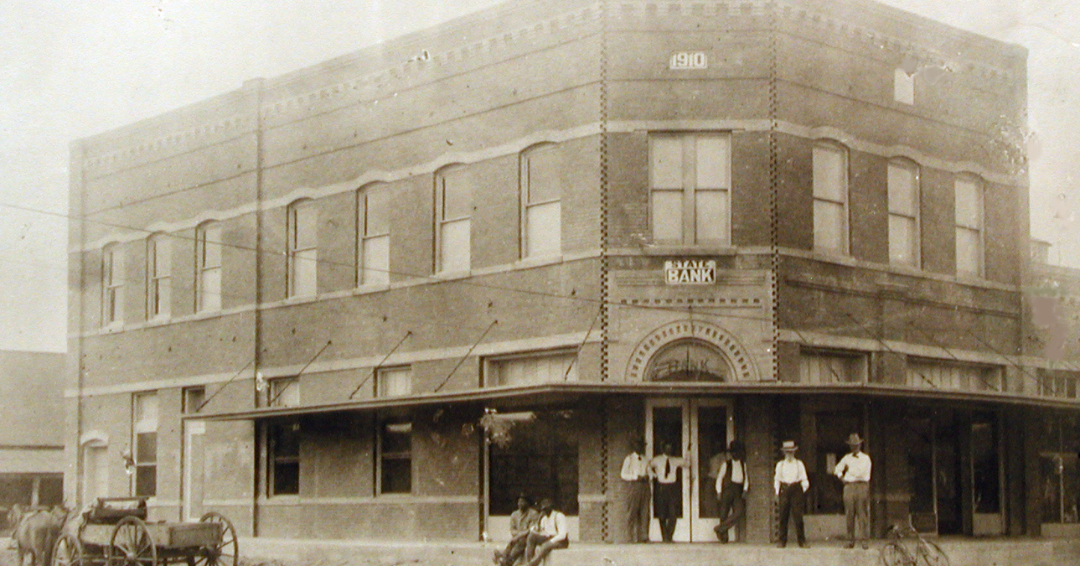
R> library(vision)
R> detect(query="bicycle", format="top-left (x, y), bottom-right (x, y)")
top-left (879, 517), bottom-right (950, 566)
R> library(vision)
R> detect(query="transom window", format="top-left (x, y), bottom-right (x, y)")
top-left (377, 367), bottom-right (412, 397)
top-left (132, 392), bottom-right (158, 497)
top-left (800, 350), bottom-right (866, 384)
top-left (146, 235), bottom-right (171, 319)
top-left (182, 386), bottom-right (205, 414)
top-left (358, 185), bottom-right (390, 286)
top-left (520, 144), bottom-right (563, 258)
top-left (894, 67), bottom-right (915, 105)
top-left (954, 176), bottom-right (984, 277)
top-left (486, 351), bottom-right (578, 387)
top-left (287, 200), bottom-right (318, 297)
top-left (268, 377), bottom-right (300, 408)
top-left (645, 339), bottom-right (728, 382)
top-left (102, 243), bottom-right (124, 326)
top-left (649, 132), bottom-right (731, 245)
top-left (812, 142), bottom-right (849, 254)
top-left (435, 165), bottom-right (473, 273)
top-left (195, 222), bottom-right (222, 313)
top-left (888, 160), bottom-right (920, 267)
top-left (907, 360), bottom-right (1001, 391)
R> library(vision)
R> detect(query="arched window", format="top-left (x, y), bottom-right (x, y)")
top-left (520, 144), bottom-right (562, 258)
top-left (812, 141), bottom-right (849, 255)
top-left (954, 175), bottom-right (985, 277)
top-left (357, 184), bottom-right (390, 286)
top-left (101, 242), bottom-right (124, 326)
top-left (146, 233), bottom-right (171, 319)
top-left (887, 158), bottom-right (921, 267)
top-left (645, 339), bottom-right (729, 382)
top-left (287, 199), bottom-right (318, 297)
top-left (434, 165), bottom-right (472, 273)
top-left (195, 222), bottom-right (222, 312)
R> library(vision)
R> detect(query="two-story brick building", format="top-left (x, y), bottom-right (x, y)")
top-left (67, 0), bottom-right (1080, 544)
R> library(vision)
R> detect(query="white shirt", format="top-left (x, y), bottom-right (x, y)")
top-left (537, 510), bottom-right (568, 542)
top-left (715, 460), bottom-right (749, 494)
top-left (650, 454), bottom-right (690, 484)
top-left (773, 458), bottom-right (810, 495)
top-left (835, 451), bottom-right (872, 483)
top-left (621, 452), bottom-right (649, 481)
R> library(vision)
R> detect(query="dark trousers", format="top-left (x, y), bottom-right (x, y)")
top-left (624, 480), bottom-right (651, 543)
top-left (654, 482), bottom-right (680, 542)
top-left (496, 532), bottom-right (528, 566)
top-left (714, 484), bottom-right (745, 542)
top-left (524, 532), bottom-right (568, 566)
top-left (777, 483), bottom-right (806, 545)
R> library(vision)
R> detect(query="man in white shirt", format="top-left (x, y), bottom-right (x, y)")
top-left (773, 440), bottom-right (809, 548)
top-left (835, 433), bottom-right (872, 549)
top-left (523, 498), bottom-right (568, 566)
top-left (713, 440), bottom-right (748, 543)
top-left (620, 439), bottom-right (651, 543)
top-left (649, 442), bottom-right (692, 542)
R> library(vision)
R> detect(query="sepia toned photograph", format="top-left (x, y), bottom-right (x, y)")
top-left (1, 1), bottom-right (1079, 565)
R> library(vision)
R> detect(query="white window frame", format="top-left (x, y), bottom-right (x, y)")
top-left (287, 200), bottom-right (318, 297)
top-left (376, 366), bottom-right (412, 397)
top-left (907, 359), bottom-right (1002, 392)
top-left (132, 391), bottom-right (158, 497)
top-left (435, 166), bottom-right (472, 273)
top-left (102, 243), bottom-right (124, 326)
top-left (648, 132), bottom-right (732, 246)
top-left (146, 234), bottom-right (171, 320)
top-left (520, 144), bottom-right (563, 259)
top-left (357, 184), bottom-right (391, 286)
top-left (799, 349), bottom-right (867, 384)
top-left (377, 419), bottom-right (413, 495)
top-left (268, 377), bottom-right (300, 408)
top-left (812, 142), bottom-right (850, 255)
top-left (484, 349), bottom-right (579, 387)
top-left (195, 222), bottom-right (222, 313)
top-left (887, 159), bottom-right (921, 268)
top-left (954, 176), bottom-right (985, 278)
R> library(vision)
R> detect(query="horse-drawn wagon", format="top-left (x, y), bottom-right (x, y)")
top-left (50, 498), bottom-right (238, 566)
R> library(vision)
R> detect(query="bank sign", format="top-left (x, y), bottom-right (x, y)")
top-left (664, 259), bottom-right (716, 285)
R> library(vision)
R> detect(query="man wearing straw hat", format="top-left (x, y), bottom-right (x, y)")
top-left (773, 440), bottom-right (809, 548)
top-left (835, 432), bottom-right (872, 549)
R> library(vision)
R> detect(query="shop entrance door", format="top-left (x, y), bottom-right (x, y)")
top-left (645, 398), bottom-right (734, 542)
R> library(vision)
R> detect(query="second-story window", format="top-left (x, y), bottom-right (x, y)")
top-left (649, 132), bottom-right (731, 245)
top-left (435, 166), bottom-right (472, 273)
top-left (133, 391), bottom-right (158, 497)
top-left (954, 176), bottom-right (984, 277)
top-left (288, 200), bottom-right (318, 297)
top-left (146, 235), bottom-right (171, 319)
top-left (520, 144), bottom-right (562, 258)
top-left (196, 222), bottom-right (222, 313)
top-left (358, 185), bottom-right (390, 286)
top-left (812, 142), bottom-right (849, 255)
top-left (102, 243), bottom-right (124, 326)
top-left (888, 160), bottom-right (920, 267)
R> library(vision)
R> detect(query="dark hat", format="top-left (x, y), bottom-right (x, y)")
top-left (781, 440), bottom-right (798, 452)
top-left (845, 433), bottom-right (864, 446)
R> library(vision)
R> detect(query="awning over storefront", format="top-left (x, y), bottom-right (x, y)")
top-left (188, 381), bottom-right (1080, 422)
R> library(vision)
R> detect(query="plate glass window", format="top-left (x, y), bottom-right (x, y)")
top-left (146, 235), bottom-right (171, 319)
top-left (521, 145), bottom-right (563, 258)
top-left (196, 223), bottom-right (222, 312)
top-left (649, 133), bottom-right (731, 245)
top-left (813, 143), bottom-right (849, 254)
top-left (133, 392), bottom-right (158, 497)
top-left (888, 161), bottom-right (920, 267)
top-left (379, 421), bottom-right (412, 494)
top-left (288, 200), bottom-right (318, 297)
top-left (954, 177), bottom-right (984, 277)
top-left (268, 421), bottom-right (300, 496)
top-left (102, 243), bottom-right (124, 326)
top-left (436, 166), bottom-right (472, 273)
top-left (358, 185), bottom-right (390, 286)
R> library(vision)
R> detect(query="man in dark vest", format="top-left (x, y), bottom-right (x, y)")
top-left (649, 442), bottom-right (691, 542)
top-left (713, 439), bottom-right (748, 542)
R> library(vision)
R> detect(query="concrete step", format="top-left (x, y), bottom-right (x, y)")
top-left (240, 537), bottom-right (1080, 566)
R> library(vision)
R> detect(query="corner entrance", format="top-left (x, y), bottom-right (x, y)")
top-left (645, 398), bottom-right (734, 542)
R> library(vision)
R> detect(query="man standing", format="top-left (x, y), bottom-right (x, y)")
top-left (523, 498), bottom-right (568, 566)
top-left (620, 439), bottom-right (651, 543)
top-left (713, 440), bottom-right (748, 543)
top-left (773, 440), bottom-right (809, 548)
top-left (649, 442), bottom-right (691, 542)
top-left (493, 494), bottom-right (538, 566)
top-left (835, 433), bottom-right (872, 549)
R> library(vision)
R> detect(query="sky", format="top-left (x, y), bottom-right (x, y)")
top-left (0, 0), bottom-right (1077, 353)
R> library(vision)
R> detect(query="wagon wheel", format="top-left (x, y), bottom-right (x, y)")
top-left (107, 517), bottom-right (158, 566)
top-left (51, 533), bottom-right (84, 566)
top-left (194, 512), bottom-right (237, 566)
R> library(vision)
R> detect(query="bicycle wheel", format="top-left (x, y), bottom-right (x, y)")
top-left (880, 542), bottom-right (916, 566)
top-left (916, 539), bottom-right (950, 566)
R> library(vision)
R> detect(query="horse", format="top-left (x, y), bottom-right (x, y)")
top-left (14, 506), bottom-right (68, 566)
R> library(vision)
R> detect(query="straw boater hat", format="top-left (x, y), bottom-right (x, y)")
top-left (846, 433), bottom-right (864, 446)
top-left (781, 440), bottom-right (798, 452)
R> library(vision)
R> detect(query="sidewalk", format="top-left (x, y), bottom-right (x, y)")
top-left (240, 536), bottom-right (1080, 566)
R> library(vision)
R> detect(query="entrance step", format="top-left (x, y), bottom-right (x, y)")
top-left (241, 537), bottom-right (1080, 566)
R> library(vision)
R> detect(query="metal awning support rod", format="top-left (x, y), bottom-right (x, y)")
top-left (563, 307), bottom-right (601, 380)
top-left (842, 313), bottom-right (937, 389)
top-left (348, 331), bottom-right (412, 399)
top-left (195, 359), bottom-right (255, 412)
top-left (434, 319), bottom-right (498, 392)
top-left (269, 339), bottom-right (333, 406)
top-left (907, 323), bottom-right (998, 392)
top-left (962, 328), bottom-right (1050, 390)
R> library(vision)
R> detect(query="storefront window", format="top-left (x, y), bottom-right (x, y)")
top-left (971, 415), bottom-right (1000, 514)
top-left (489, 411), bottom-right (578, 515)
top-left (1040, 414), bottom-right (1080, 523)
top-left (809, 409), bottom-right (860, 514)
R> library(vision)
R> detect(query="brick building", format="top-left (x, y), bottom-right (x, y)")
top-left (67, 0), bottom-right (1080, 544)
